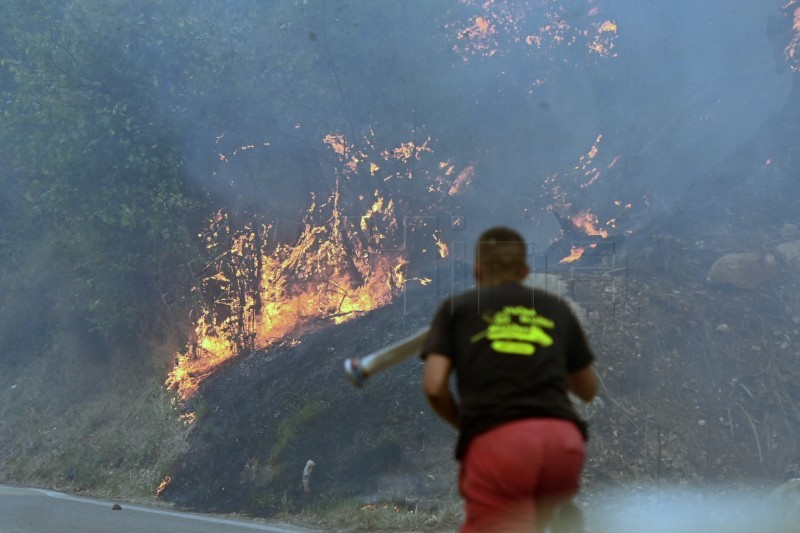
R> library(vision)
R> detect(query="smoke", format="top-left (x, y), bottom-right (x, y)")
top-left (125, 0), bottom-right (794, 254)
top-left (449, 0), bottom-right (793, 239)
top-left (583, 484), bottom-right (800, 533)
top-left (600, 1), bottom-right (792, 204)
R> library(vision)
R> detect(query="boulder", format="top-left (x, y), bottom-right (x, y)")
top-left (707, 252), bottom-right (776, 289)
top-left (780, 223), bottom-right (799, 240)
top-left (774, 240), bottom-right (800, 273)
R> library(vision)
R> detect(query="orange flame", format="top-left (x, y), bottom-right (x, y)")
top-left (449, 164), bottom-right (474, 195)
top-left (570, 210), bottom-right (609, 238)
top-left (561, 245), bottom-right (586, 264)
top-left (434, 231), bottom-right (450, 258)
top-left (166, 190), bottom-right (407, 399)
top-left (156, 476), bottom-right (172, 497)
top-left (787, 6), bottom-right (800, 70)
top-left (449, 1), bottom-right (619, 64)
top-left (558, 210), bottom-right (608, 264)
top-left (599, 21), bottom-right (618, 33)
top-left (590, 20), bottom-right (619, 56)
top-left (167, 129), bottom-right (471, 399)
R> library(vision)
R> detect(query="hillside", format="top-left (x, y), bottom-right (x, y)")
top-left (1, 4), bottom-right (798, 532)
top-left (161, 82), bottom-right (800, 526)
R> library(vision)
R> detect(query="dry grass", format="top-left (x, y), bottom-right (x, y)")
top-left (283, 495), bottom-right (463, 532)
top-left (0, 369), bottom-right (189, 502)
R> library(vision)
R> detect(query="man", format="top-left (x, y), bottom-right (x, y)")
top-left (421, 226), bottom-right (598, 532)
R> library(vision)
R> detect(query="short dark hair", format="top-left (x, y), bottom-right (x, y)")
top-left (476, 227), bottom-right (528, 280)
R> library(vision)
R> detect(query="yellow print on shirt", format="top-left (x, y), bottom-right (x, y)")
top-left (470, 306), bottom-right (555, 356)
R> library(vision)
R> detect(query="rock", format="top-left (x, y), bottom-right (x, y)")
top-left (774, 240), bottom-right (800, 273)
top-left (302, 459), bottom-right (315, 493)
top-left (111, 503), bottom-right (122, 511)
top-left (780, 224), bottom-right (799, 240)
top-left (707, 252), bottom-right (776, 289)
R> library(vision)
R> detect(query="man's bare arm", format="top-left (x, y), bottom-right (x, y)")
top-left (422, 353), bottom-right (459, 429)
top-left (568, 365), bottom-right (598, 402)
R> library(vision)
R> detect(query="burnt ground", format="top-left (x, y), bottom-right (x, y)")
top-left (161, 230), bottom-right (800, 518)
top-left (163, 81), bottom-right (800, 519)
top-left (161, 282), bottom-right (458, 515)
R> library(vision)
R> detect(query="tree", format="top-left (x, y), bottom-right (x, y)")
top-left (0, 1), bottom-right (207, 345)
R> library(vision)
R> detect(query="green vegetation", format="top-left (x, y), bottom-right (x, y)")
top-left (287, 496), bottom-right (464, 532)
top-left (0, 0), bottom-right (461, 367)
top-left (0, 375), bottom-right (188, 499)
top-left (269, 398), bottom-right (325, 464)
top-left (0, 2), bottom-right (462, 514)
top-left (2, 1), bottom-right (793, 530)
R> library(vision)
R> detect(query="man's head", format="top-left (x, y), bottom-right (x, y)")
top-left (475, 226), bottom-right (530, 285)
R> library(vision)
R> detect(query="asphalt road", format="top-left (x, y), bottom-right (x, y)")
top-left (0, 485), bottom-right (322, 533)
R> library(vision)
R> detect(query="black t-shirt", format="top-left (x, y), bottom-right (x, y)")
top-left (421, 281), bottom-right (595, 460)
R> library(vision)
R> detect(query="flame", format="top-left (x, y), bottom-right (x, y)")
top-left (453, 15), bottom-right (499, 58)
top-left (599, 21), bottom-right (618, 33)
top-left (360, 191), bottom-right (385, 231)
top-left (542, 135), bottom-right (616, 208)
top-left (166, 190), bottom-right (407, 399)
top-left (166, 128), bottom-right (472, 399)
top-left (381, 140), bottom-right (431, 163)
top-left (561, 245), bottom-right (586, 264)
top-left (570, 210), bottom-right (609, 238)
top-left (448, 1), bottom-right (619, 63)
top-left (323, 133), bottom-right (364, 172)
top-left (323, 133), bottom-right (348, 156)
top-left (473, 16), bottom-right (494, 37)
top-left (449, 164), bottom-right (474, 195)
top-left (434, 231), bottom-right (450, 258)
top-left (156, 475), bottom-right (172, 497)
top-left (787, 5), bottom-right (800, 70)
top-left (557, 210), bottom-right (608, 264)
top-left (590, 20), bottom-right (618, 56)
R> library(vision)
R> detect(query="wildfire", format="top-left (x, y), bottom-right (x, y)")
top-left (786, 2), bottom-right (800, 70)
top-left (166, 128), bottom-right (470, 399)
top-left (156, 476), bottom-right (172, 497)
top-left (454, 15), bottom-right (499, 58)
top-left (558, 210), bottom-right (609, 264)
top-left (166, 192), bottom-right (407, 399)
top-left (449, 164), bottom-right (474, 195)
top-left (599, 21), bottom-right (618, 33)
top-left (381, 139), bottom-right (432, 163)
top-left (434, 231), bottom-right (450, 258)
top-left (570, 210), bottom-right (608, 239)
top-left (449, 0), bottom-right (620, 65)
top-left (590, 20), bottom-right (619, 56)
top-left (543, 134), bottom-right (616, 208)
top-left (561, 245), bottom-right (588, 264)
top-left (578, 135), bottom-right (604, 188)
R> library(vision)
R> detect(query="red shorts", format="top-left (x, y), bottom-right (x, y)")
top-left (458, 418), bottom-right (585, 533)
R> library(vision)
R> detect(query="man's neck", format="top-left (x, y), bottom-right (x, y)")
top-left (477, 277), bottom-right (524, 287)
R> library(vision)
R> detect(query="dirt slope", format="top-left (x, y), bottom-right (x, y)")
top-left (162, 236), bottom-right (800, 518)
top-left (162, 282), bottom-right (458, 515)
top-left (163, 81), bottom-right (800, 518)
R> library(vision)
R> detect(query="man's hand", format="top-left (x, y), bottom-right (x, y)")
top-left (422, 353), bottom-right (459, 429)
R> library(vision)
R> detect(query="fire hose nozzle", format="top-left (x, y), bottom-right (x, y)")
top-left (344, 358), bottom-right (368, 387)
top-left (343, 327), bottom-right (430, 388)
